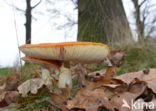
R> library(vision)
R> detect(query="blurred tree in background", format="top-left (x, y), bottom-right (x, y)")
top-left (25, 0), bottom-right (41, 44)
top-left (5, 0), bottom-right (156, 45)
top-left (131, 0), bottom-right (156, 44)
top-left (5, 0), bottom-right (42, 44)
top-left (77, 0), bottom-right (133, 45)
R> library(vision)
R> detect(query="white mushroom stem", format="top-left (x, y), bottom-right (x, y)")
top-left (58, 66), bottom-right (72, 88)
top-left (41, 68), bottom-right (52, 86)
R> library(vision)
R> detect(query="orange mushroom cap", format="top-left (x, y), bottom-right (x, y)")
top-left (19, 42), bottom-right (110, 63)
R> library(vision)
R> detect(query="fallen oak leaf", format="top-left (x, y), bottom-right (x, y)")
top-left (51, 88), bottom-right (70, 103)
top-left (67, 77), bottom-right (147, 111)
top-left (137, 87), bottom-right (154, 103)
top-left (69, 108), bottom-right (86, 111)
top-left (71, 63), bottom-right (88, 87)
top-left (67, 88), bottom-right (107, 111)
top-left (67, 79), bottom-right (124, 111)
top-left (17, 78), bottom-right (46, 97)
top-left (107, 82), bottom-right (146, 111)
top-left (104, 66), bottom-right (117, 80)
top-left (87, 69), bottom-right (106, 79)
top-left (0, 84), bottom-right (6, 92)
top-left (0, 92), bottom-right (7, 107)
top-left (0, 91), bottom-right (19, 108)
top-left (87, 67), bottom-right (122, 90)
top-left (116, 68), bottom-right (156, 93)
top-left (50, 88), bottom-right (70, 111)
top-left (4, 74), bottom-right (19, 91)
top-left (0, 74), bottom-right (20, 108)
top-left (3, 91), bottom-right (19, 105)
top-left (128, 80), bottom-right (147, 95)
top-left (92, 78), bottom-right (125, 90)
top-left (108, 50), bottom-right (126, 66)
top-left (88, 67), bottom-right (117, 82)
top-left (104, 83), bottom-right (128, 95)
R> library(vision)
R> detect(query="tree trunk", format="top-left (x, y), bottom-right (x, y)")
top-left (77, 0), bottom-right (133, 45)
top-left (25, 0), bottom-right (32, 44)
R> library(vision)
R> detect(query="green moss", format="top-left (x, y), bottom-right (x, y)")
top-left (117, 46), bottom-right (156, 75)
top-left (0, 63), bottom-right (40, 81)
top-left (20, 63), bottom-right (38, 81)
top-left (16, 97), bottom-right (52, 111)
top-left (0, 67), bottom-right (13, 77)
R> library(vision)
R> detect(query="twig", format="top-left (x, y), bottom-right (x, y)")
top-left (32, 0), bottom-right (42, 9)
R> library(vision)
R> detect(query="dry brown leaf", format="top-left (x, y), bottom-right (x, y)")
top-left (0, 75), bottom-right (19, 108)
top-left (0, 84), bottom-right (6, 92)
top-left (88, 67), bottom-right (116, 79)
top-left (3, 91), bottom-right (19, 105)
top-left (67, 82), bottom-right (111, 111)
top-left (67, 78), bottom-right (147, 111)
top-left (67, 88), bottom-right (106, 111)
top-left (93, 78), bottom-right (125, 90)
top-left (67, 79), bottom-right (120, 111)
top-left (82, 78), bottom-right (125, 92)
top-left (5, 74), bottom-right (19, 91)
top-left (88, 69), bottom-right (105, 77)
top-left (17, 78), bottom-right (46, 97)
top-left (0, 90), bottom-right (6, 108)
top-left (108, 50), bottom-right (125, 66)
top-left (0, 91), bottom-right (19, 108)
top-left (71, 63), bottom-right (88, 86)
top-left (51, 88), bottom-right (70, 103)
top-left (104, 66), bottom-right (117, 79)
top-left (50, 88), bottom-right (70, 111)
top-left (105, 81), bottom-right (146, 111)
top-left (116, 68), bottom-right (156, 93)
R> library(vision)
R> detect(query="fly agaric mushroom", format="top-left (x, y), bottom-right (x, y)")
top-left (19, 42), bottom-right (110, 88)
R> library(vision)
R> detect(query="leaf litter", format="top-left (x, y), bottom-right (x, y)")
top-left (0, 50), bottom-right (156, 111)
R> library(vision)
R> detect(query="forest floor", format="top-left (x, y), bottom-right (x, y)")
top-left (0, 41), bottom-right (156, 111)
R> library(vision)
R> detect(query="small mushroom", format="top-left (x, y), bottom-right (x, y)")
top-left (19, 42), bottom-right (110, 88)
